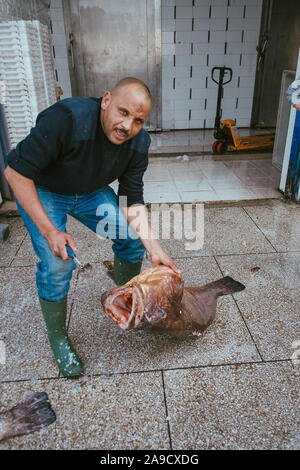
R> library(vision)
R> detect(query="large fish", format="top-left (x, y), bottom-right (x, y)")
top-left (101, 266), bottom-right (245, 337)
top-left (0, 392), bottom-right (56, 441)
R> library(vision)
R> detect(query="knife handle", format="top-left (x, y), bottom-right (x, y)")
top-left (65, 245), bottom-right (75, 259)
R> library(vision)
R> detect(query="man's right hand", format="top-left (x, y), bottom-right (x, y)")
top-left (44, 228), bottom-right (77, 261)
top-left (3, 167), bottom-right (77, 262)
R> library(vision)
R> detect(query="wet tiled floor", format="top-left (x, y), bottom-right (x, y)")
top-left (131, 155), bottom-right (281, 203)
top-left (0, 194), bottom-right (299, 449)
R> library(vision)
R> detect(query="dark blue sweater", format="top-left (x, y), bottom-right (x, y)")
top-left (6, 97), bottom-right (150, 206)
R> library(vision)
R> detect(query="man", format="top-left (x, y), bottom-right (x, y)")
top-left (4, 77), bottom-right (181, 378)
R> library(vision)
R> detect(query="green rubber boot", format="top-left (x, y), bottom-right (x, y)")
top-left (39, 296), bottom-right (83, 378)
top-left (113, 254), bottom-right (143, 285)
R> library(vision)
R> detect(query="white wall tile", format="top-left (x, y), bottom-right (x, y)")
top-left (191, 55), bottom-right (208, 66)
top-left (238, 97), bottom-right (253, 108)
top-left (161, 0), bottom-right (262, 130)
top-left (175, 55), bottom-right (192, 66)
top-left (191, 109), bottom-right (207, 120)
top-left (162, 75), bottom-right (174, 89)
top-left (236, 107), bottom-right (252, 118)
top-left (51, 33), bottom-right (67, 46)
top-left (162, 65), bottom-right (176, 77)
top-left (208, 43), bottom-right (225, 54)
top-left (241, 54), bottom-right (257, 67)
top-left (194, 0), bottom-right (212, 5)
top-left (174, 120), bottom-right (190, 128)
top-left (193, 6), bottom-right (210, 18)
top-left (226, 30), bottom-right (243, 42)
top-left (162, 55), bottom-right (174, 67)
top-left (175, 99), bottom-right (192, 111)
top-left (210, 31), bottom-right (227, 43)
top-left (229, 18), bottom-right (260, 31)
top-left (175, 78), bottom-right (191, 89)
top-left (162, 7), bottom-right (175, 20)
top-left (175, 0), bottom-right (193, 5)
top-left (192, 31), bottom-right (209, 42)
top-left (175, 43), bottom-right (191, 55)
top-left (193, 41), bottom-right (208, 54)
top-left (53, 45), bottom-right (68, 59)
top-left (174, 66), bottom-right (191, 78)
top-left (175, 19), bottom-right (192, 31)
top-left (190, 76), bottom-right (207, 88)
top-left (176, 7), bottom-right (193, 19)
top-left (51, 20), bottom-right (65, 35)
top-left (242, 42), bottom-right (258, 54)
top-left (189, 119), bottom-right (205, 129)
top-left (226, 42), bottom-right (243, 54)
top-left (189, 99), bottom-right (205, 110)
top-left (162, 0), bottom-right (176, 6)
top-left (175, 107), bottom-right (189, 119)
top-left (211, 6), bottom-right (228, 18)
top-left (235, 87), bottom-right (254, 98)
top-left (194, 19), bottom-right (209, 30)
top-left (243, 30), bottom-right (260, 42)
top-left (245, 5), bottom-right (263, 18)
top-left (176, 31), bottom-right (192, 43)
top-left (162, 19), bottom-right (176, 31)
top-left (162, 43), bottom-right (176, 55)
top-left (227, 6), bottom-right (244, 18)
top-left (209, 18), bottom-right (227, 30)
top-left (211, 0), bottom-right (228, 5)
top-left (162, 31), bottom-right (174, 44)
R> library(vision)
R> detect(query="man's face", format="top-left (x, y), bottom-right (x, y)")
top-left (100, 85), bottom-right (151, 145)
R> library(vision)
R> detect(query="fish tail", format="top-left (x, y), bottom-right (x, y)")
top-left (0, 392), bottom-right (56, 441)
top-left (210, 276), bottom-right (246, 296)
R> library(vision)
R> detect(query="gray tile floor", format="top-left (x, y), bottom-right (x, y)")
top-left (111, 154), bottom-right (282, 204)
top-left (0, 197), bottom-right (299, 450)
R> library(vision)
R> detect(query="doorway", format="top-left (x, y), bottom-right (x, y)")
top-left (62, 0), bottom-right (162, 130)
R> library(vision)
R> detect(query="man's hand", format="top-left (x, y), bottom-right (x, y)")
top-left (44, 228), bottom-right (77, 261)
top-left (122, 203), bottom-right (182, 277)
top-left (149, 245), bottom-right (182, 277)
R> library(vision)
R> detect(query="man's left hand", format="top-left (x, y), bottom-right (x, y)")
top-left (149, 247), bottom-right (182, 277)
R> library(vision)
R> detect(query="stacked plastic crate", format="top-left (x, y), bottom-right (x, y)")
top-left (0, 20), bottom-right (56, 149)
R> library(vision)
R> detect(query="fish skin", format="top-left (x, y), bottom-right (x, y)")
top-left (101, 266), bottom-right (245, 337)
top-left (0, 392), bottom-right (56, 441)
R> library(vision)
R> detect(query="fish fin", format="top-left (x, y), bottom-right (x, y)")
top-left (212, 276), bottom-right (246, 296)
top-left (1, 392), bottom-right (56, 440)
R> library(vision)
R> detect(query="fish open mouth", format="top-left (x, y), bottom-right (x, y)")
top-left (101, 284), bottom-right (145, 330)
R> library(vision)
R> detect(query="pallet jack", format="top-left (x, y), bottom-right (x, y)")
top-left (211, 66), bottom-right (275, 154)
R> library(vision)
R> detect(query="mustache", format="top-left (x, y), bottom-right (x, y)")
top-left (114, 127), bottom-right (129, 137)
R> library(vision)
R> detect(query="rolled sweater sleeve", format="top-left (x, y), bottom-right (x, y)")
top-left (118, 151), bottom-right (148, 207)
top-left (6, 103), bottom-right (73, 179)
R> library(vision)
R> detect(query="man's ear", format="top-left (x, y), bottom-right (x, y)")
top-left (101, 91), bottom-right (111, 110)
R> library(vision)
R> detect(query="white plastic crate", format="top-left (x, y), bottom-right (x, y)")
top-left (0, 20), bottom-right (56, 149)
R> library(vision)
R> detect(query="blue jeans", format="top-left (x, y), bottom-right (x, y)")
top-left (16, 185), bottom-right (145, 302)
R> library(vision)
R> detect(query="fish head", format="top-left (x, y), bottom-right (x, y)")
top-left (101, 266), bottom-right (184, 331)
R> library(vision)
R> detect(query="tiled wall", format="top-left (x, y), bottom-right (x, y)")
top-left (50, 0), bottom-right (72, 99)
top-left (161, 0), bottom-right (263, 130)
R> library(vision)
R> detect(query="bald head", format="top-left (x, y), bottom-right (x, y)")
top-left (112, 77), bottom-right (152, 102)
